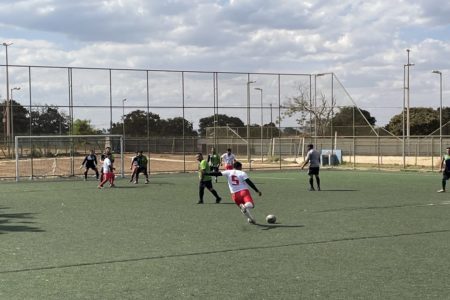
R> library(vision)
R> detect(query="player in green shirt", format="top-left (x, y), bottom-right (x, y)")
top-left (133, 151), bottom-right (149, 184)
top-left (196, 153), bottom-right (221, 204)
top-left (207, 147), bottom-right (221, 183)
top-left (438, 147), bottom-right (450, 192)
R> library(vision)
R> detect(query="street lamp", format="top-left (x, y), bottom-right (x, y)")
top-left (122, 98), bottom-right (127, 143)
top-left (402, 62), bottom-right (414, 168)
top-left (2, 41), bottom-right (13, 144)
top-left (432, 70), bottom-right (443, 153)
top-left (405, 49), bottom-right (413, 141)
top-left (10, 86), bottom-right (20, 141)
top-left (255, 87), bottom-right (263, 163)
top-left (246, 80), bottom-right (256, 167)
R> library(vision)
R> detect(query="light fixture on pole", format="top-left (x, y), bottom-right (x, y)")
top-left (432, 70), bottom-right (443, 153)
top-left (2, 41), bottom-right (13, 144)
top-left (10, 86), bottom-right (20, 141)
top-left (255, 87), bottom-right (263, 163)
top-left (122, 98), bottom-right (127, 145)
top-left (246, 80), bottom-right (256, 167)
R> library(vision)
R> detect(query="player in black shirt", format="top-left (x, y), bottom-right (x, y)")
top-left (81, 149), bottom-right (99, 180)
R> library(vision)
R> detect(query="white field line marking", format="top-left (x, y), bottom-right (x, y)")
top-left (252, 176), bottom-right (297, 180)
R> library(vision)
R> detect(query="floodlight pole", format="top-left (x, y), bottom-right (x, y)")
top-left (432, 70), bottom-right (443, 153)
top-left (246, 79), bottom-right (256, 168)
top-left (406, 49), bottom-right (412, 142)
top-left (403, 60), bottom-right (414, 167)
top-left (10, 87), bottom-right (20, 142)
top-left (122, 98), bottom-right (127, 132)
top-left (255, 87), bottom-right (263, 163)
top-left (2, 42), bottom-right (12, 148)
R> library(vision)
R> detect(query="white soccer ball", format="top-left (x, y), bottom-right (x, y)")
top-left (266, 214), bottom-right (277, 224)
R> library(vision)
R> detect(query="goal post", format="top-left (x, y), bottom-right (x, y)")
top-left (15, 135), bottom-right (124, 182)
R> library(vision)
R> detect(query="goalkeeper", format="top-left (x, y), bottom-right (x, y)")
top-left (81, 149), bottom-right (99, 181)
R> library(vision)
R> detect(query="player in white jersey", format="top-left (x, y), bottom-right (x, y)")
top-left (300, 144), bottom-right (321, 191)
top-left (207, 161), bottom-right (262, 224)
top-left (221, 148), bottom-right (236, 170)
top-left (98, 154), bottom-right (114, 188)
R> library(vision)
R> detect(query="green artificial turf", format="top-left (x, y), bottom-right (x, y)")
top-left (1, 170), bottom-right (449, 299)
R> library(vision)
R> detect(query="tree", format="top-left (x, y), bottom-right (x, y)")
top-left (111, 110), bottom-right (162, 136)
top-left (331, 106), bottom-right (376, 135)
top-left (263, 122), bottom-right (282, 138)
top-left (73, 119), bottom-right (98, 135)
top-left (283, 127), bottom-right (300, 136)
top-left (30, 105), bottom-right (70, 135)
top-left (385, 108), bottom-right (439, 136)
top-left (198, 114), bottom-right (245, 137)
top-left (161, 117), bottom-right (198, 137)
top-left (281, 84), bottom-right (336, 136)
top-left (0, 100), bottom-right (30, 136)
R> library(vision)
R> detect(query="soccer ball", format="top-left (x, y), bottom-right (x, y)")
top-left (266, 214), bottom-right (277, 224)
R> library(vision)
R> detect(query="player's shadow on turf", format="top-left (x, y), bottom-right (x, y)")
top-left (0, 211), bottom-right (45, 234)
top-left (254, 223), bottom-right (305, 230)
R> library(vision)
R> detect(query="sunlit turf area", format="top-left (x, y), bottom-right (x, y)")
top-left (1, 170), bottom-right (450, 299)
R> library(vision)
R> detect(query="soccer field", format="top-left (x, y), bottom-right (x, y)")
top-left (1, 170), bottom-right (450, 299)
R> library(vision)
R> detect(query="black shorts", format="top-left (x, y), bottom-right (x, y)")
top-left (137, 167), bottom-right (148, 175)
top-left (308, 167), bottom-right (320, 176)
top-left (85, 164), bottom-right (97, 170)
top-left (199, 180), bottom-right (213, 189)
top-left (443, 171), bottom-right (450, 180)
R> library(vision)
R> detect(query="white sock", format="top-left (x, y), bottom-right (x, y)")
top-left (243, 203), bottom-right (254, 220)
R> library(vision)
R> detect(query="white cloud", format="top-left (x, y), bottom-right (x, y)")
top-left (0, 0), bottom-right (450, 127)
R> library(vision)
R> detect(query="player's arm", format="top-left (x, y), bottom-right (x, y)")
top-left (440, 156), bottom-right (445, 172)
top-left (244, 178), bottom-right (262, 196)
top-left (300, 158), bottom-right (309, 169)
top-left (81, 156), bottom-right (87, 167)
top-left (205, 171), bottom-right (223, 177)
top-left (93, 156), bottom-right (98, 166)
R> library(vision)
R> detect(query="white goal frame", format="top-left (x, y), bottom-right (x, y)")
top-left (15, 135), bottom-right (124, 182)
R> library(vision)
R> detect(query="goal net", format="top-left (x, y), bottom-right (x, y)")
top-left (15, 135), bottom-right (124, 181)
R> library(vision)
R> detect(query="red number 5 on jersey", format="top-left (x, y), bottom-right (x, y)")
top-left (231, 175), bottom-right (240, 185)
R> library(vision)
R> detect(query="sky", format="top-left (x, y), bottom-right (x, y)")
top-left (1, 0), bottom-right (450, 129)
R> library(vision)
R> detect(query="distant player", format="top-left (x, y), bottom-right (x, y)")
top-left (81, 149), bottom-right (99, 181)
top-left (221, 148), bottom-right (236, 170)
top-left (207, 147), bottom-right (221, 182)
top-left (438, 147), bottom-right (450, 192)
top-left (100, 147), bottom-right (115, 183)
top-left (130, 151), bottom-right (139, 183)
top-left (300, 144), bottom-right (321, 191)
top-left (207, 161), bottom-right (262, 224)
top-left (98, 153), bottom-right (114, 188)
top-left (133, 151), bottom-right (149, 184)
top-left (196, 153), bottom-right (221, 204)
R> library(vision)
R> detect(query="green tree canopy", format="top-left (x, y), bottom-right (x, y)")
top-left (331, 106), bottom-right (377, 135)
top-left (73, 119), bottom-right (98, 135)
top-left (30, 105), bottom-right (70, 135)
top-left (332, 106), bottom-right (376, 126)
top-left (198, 114), bottom-right (245, 136)
top-left (385, 107), bottom-right (439, 136)
top-left (160, 117), bottom-right (198, 137)
top-left (111, 110), bottom-right (196, 137)
top-left (0, 100), bottom-right (30, 136)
